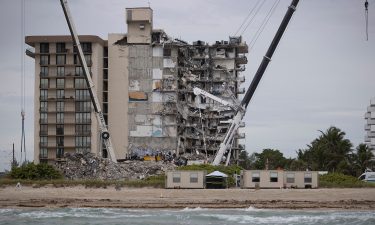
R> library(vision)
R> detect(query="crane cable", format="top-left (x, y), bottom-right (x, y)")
top-left (365, 0), bottom-right (369, 41)
top-left (234, 0), bottom-right (263, 36)
top-left (249, 0), bottom-right (281, 50)
top-left (20, 0), bottom-right (26, 164)
top-left (239, 0), bottom-right (267, 36)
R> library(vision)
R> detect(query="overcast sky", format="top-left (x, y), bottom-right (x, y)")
top-left (0, 0), bottom-right (374, 171)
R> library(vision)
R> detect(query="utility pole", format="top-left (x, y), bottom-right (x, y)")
top-left (12, 143), bottom-right (15, 168)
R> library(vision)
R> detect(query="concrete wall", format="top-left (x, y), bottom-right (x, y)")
top-left (126, 8), bottom-right (152, 44)
top-left (127, 45), bottom-right (177, 153)
top-left (108, 34), bottom-right (129, 159)
top-left (165, 170), bottom-right (206, 189)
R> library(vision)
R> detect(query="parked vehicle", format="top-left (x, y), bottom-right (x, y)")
top-left (358, 169), bottom-right (375, 182)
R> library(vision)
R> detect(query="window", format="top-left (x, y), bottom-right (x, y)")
top-left (104, 47), bottom-right (108, 57)
top-left (40, 148), bottom-right (48, 158)
top-left (40, 136), bottom-right (48, 147)
top-left (40, 67), bottom-right (48, 77)
top-left (56, 43), bottom-right (66, 53)
top-left (75, 101), bottom-right (91, 112)
top-left (103, 92), bottom-right (108, 103)
top-left (40, 101), bottom-right (48, 112)
top-left (40, 112), bottom-right (48, 123)
top-left (304, 173), bottom-right (312, 183)
top-left (75, 124), bottom-right (90, 135)
top-left (56, 124), bottom-right (64, 135)
top-left (56, 101), bottom-right (64, 112)
top-left (57, 89), bottom-right (65, 99)
top-left (40, 89), bottom-right (48, 100)
top-left (40, 124), bottom-right (48, 135)
top-left (56, 148), bottom-right (64, 158)
top-left (104, 58), bottom-right (108, 68)
top-left (270, 172), bottom-right (278, 182)
top-left (40, 43), bottom-right (49, 53)
top-left (103, 81), bottom-right (108, 91)
top-left (56, 78), bottom-right (65, 88)
top-left (74, 78), bottom-right (87, 89)
top-left (81, 42), bottom-right (92, 53)
top-left (286, 173), bottom-right (295, 183)
top-left (56, 112), bottom-right (64, 123)
top-left (75, 112), bottom-right (91, 123)
top-left (40, 55), bottom-right (49, 65)
top-left (103, 69), bottom-right (108, 79)
top-left (57, 136), bottom-right (64, 147)
top-left (163, 48), bottom-right (171, 57)
top-left (252, 172), bottom-right (260, 182)
top-left (139, 24), bottom-right (145, 30)
top-left (75, 136), bottom-right (91, 147)
top-left (190, 173), bottom-right (198, 183)
top-left (85, 54), bottom-right (92, 65)
top-left (57, 67), bottom-right (65, 77)
top-left (75, 66), bottom-right (83, 76)
top-left (75, 90), bottom-right (90, 101)
top-left (56, 54), bottom-right (66, 65)
top-left (172, 173), bottom-right (181, 183)
top-left (40, 78), bottom-right (48, 88)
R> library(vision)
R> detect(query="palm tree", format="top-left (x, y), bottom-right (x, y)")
top-left (317, 127), bottom-right (353, 172)
top-left (354, 144), bottom-right (374, 175)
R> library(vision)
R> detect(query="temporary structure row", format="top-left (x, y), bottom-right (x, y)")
top-left (241, 170), bottom-right (319, 189)
top-left (165, 170), bottom-right (228, 189)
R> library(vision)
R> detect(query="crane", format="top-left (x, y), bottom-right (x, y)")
top-left (195, 0), bottom-right (300, 165)
top-left (60, 0), bottom-right (117, 162)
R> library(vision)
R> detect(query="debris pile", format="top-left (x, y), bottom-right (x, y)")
top-left (56, 152), bottom-right (176, 180)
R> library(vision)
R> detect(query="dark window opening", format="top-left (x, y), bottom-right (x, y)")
top-left (40, 43), bottom-right (49, 53)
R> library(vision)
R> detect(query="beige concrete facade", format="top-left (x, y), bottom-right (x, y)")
top-left (165, 170), bottom-right (206, 189)
top-left (108, 33), bottom-right (129, 159)
top-left (241, 170), bottom-right (319, 189)
top-left (26, 36), bottom-right (104, 163)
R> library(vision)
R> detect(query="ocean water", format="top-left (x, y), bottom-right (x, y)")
top-left (0, 207), bottom-right (374, 225)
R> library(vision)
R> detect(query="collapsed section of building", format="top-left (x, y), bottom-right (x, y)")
top-left (26, 7), bottom-right (248, 165)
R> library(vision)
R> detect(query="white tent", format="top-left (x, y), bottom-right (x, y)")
top-left (206, 171), bottom-right (228, 178)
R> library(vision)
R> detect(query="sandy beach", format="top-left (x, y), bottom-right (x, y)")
top-left (0, 186), bottom-right (374, 209)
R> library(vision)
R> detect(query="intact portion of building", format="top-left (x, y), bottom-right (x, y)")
top-left (365, 97), bottom-right (375, 154)
top-left (26, 7), bottom-right (248, 164)
top-left (26, 36), bottom-right (106, 163)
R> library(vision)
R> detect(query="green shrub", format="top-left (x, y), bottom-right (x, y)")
top-left (319, 172), bottom-right (375, 188)
top-left (9, 163), bottom-right (62, 180)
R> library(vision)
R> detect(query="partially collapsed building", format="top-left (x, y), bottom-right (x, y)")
top-left (26, 7), bottom-right (248, 164)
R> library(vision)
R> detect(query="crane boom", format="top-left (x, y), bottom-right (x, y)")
top-left (193, 87), bottom-right (241, 111)
top-left (60, 0), bottom-right (117, 162)
top-left (212, 0), bottom-right (300, 165)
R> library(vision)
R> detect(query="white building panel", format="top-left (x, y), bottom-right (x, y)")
top-left (152, 46), bottom-right (163, 57)
top-left (152, 68), bottom-right (162, 79)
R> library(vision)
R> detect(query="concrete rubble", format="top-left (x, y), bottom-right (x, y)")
top-left (56, 152), bottom-right (176, 180)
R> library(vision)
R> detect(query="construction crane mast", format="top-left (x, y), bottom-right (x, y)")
top-left (60, 0), bottom-right (117, 162)
top-left (210, 0), bottom-right (300, 165)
